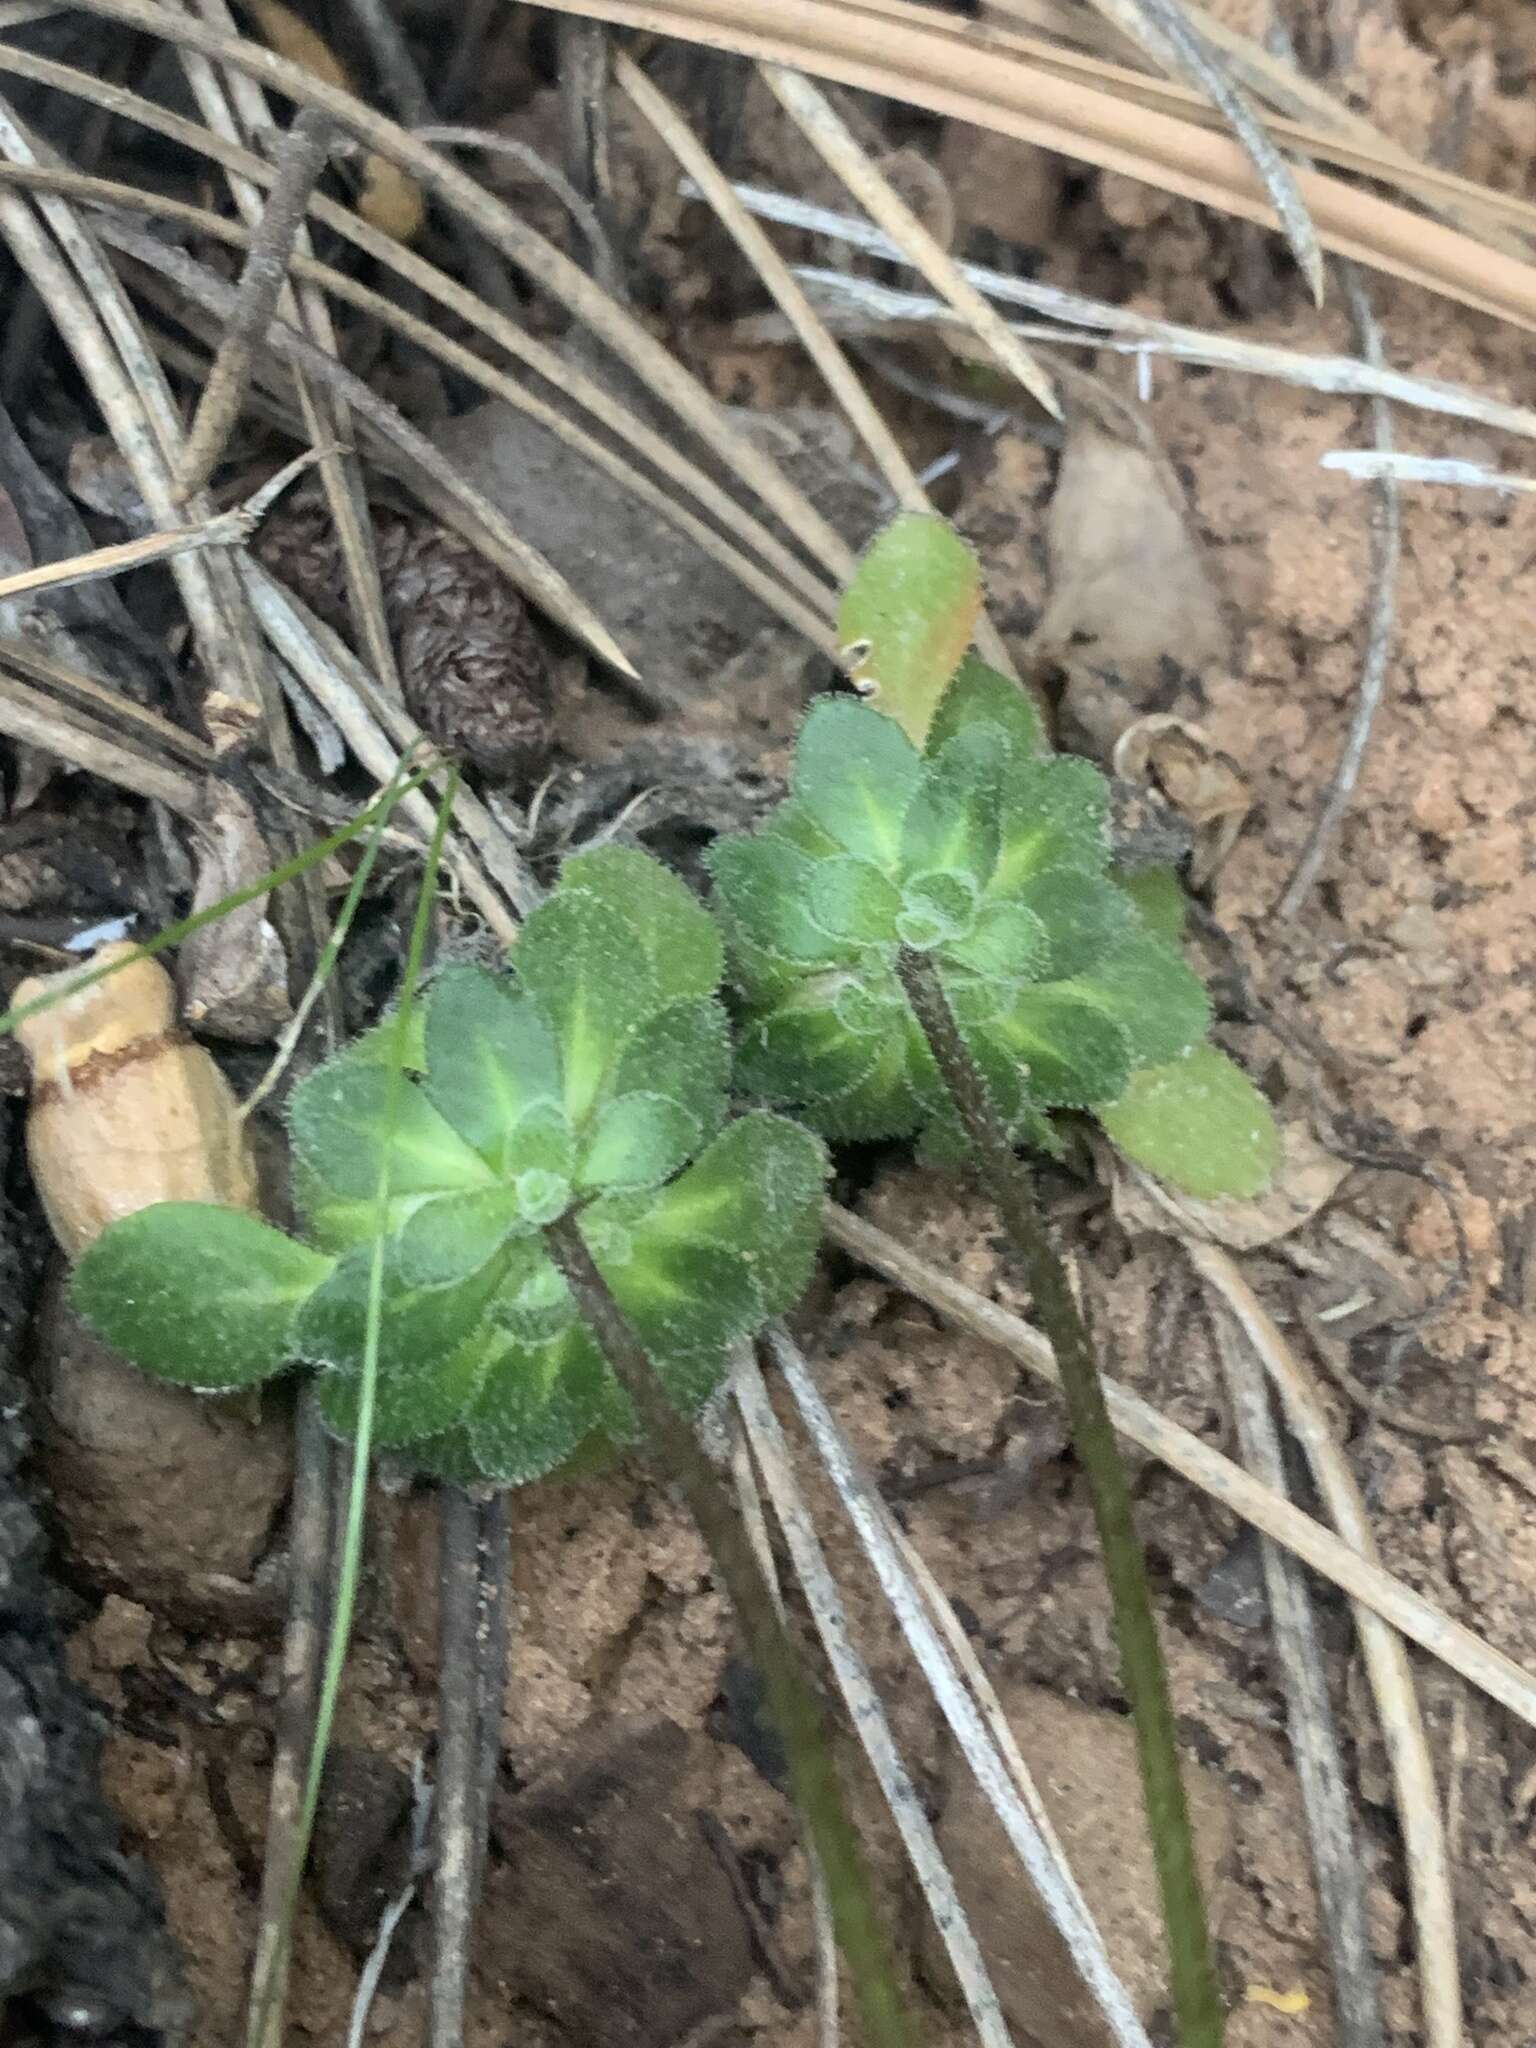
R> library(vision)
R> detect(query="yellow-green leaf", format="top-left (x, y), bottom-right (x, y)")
top-left (837, 514), bottom-right (981, 746)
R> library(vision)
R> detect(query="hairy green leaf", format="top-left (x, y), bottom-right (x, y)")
top-left (837, 513), bottom-right (981, 746)
top-left (815, 1025), bottom-right (933, 1143)
top-left (1069, 933), bottom-right (1212, 1069)
top-left (578, 1090), bottom-right (701, 1193)
top-left (561, 842), bottom-right (723, 1000)
top-left (608, 998), bottom-right (730, 1139)
top-left (293, 1243), bottom-right (504, 1379)
top-left (925, 653), bottom-right (1041, 762)
top-left (603, 1235), bottom-right (764, 1361)
top-left (1116, 862), bottom-right (1187, 942)
top-left (421, 966), bottom-right (560, 1165)
top-left (1015, 868), bottom-right (1137, 980)
top-left (790, 698), bottom-right (922, 869)
top-left (1100, 1043), bottom-right (1280, 1198)
top-left (634, 1110), bottom-right (829, 1319)
top-left (708, 833), bottom-right (857, 967)
top-left (316, 1319), bottom-right (492, 1448)
top-left (492, 1250), bottom-right (577, 1345)
top-left (897, 869), bottom-right (979, 950)
top-left (991, 754), bottom-right (1110, 897)
top-left (517, 889), bottom-right (657, 1124)
top-left (735, 989), bottom-right (885, 1107)
top-left (467, 1320), bottom-right (611, 1486)
top-left (807, 856), bottom-right (902, 946)
top-left (832, 975), bottom-right (905, 1039)
top-left (944, 898), bottom-right (1048, 983)
top-left (342, 1004), bottom-right (427, 1073)
top-left (290, 1060), bottom-right (493, 1204)
top-left (760, 797), bottom-right (845, 860)
top-left (395, 1185), bottom-right (534, 1287)
top-left (504, 1099), bottom-right (577, 1179)
top-left (988, 987), bottom-right (1133, 1106)
top-left (72, 1204), bottom-right (330, 1390)
top-left (900, 725), bottom-right (1001, 887)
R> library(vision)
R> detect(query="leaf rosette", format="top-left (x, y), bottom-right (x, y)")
top-left (708, 661), bottom-right (1272, 1192)
top-left (72, 846), bottom-right (827, 1484)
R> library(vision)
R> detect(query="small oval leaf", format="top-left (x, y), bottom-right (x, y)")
top-left (72, 1204), bottom-right (330, 1390)
top-left (422, 966), bottom-right (560, 1164)
top-left (291, 1060), bottom-right (493, 1203)
top-left (517, 889), bottom-right (659, 1125)
top-left (577, 1091), bottom-right (700, 1194)
top-left (560, 843), bottom-right (723, 1001)
top-left (837, 514), bottom-right (981, 746)
top-left (790, 698), bottom-right (922, 870)
top-left (1100, 1043), bottom-right (1280, 1199)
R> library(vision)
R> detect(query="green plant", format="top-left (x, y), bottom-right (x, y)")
top-left (710, 511), bottom-right (1276, 1200)
top-left (74, 843), bottom-right (826, 1481)
top-left (709, 511), bottom-right (1273, 2048)
top-left (708, 658), bottom-right (1274, 1198)
top-left (68, 837), bottom-right (913, 2048)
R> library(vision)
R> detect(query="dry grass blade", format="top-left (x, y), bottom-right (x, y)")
top-left (709, 179), bottom-right (1536, 441)
top-left (95, 213), bottom-right (638, 679)
top-left (623, 52), bottom-right (1024, 677)
top-left (527, 0), bottom-right (1536, 332)
top-left (174, 0), bottom-right (401, 703)
top-left (1212, 1316), bottom-right (1386, 2048)
top-left (0, 48), bottom-right (839, 626)
top-left (0, 636), bottom-right (213, 764)
top-left (48, 0), bottom-right (860, 583)
top-left (1080, 0), bottom-right (1323, 299)
top-left (786, 260), bottom-right (1536, 446)
top-left (978, 0), bottom-right (1531, 256)
top-left (764, 1326), bottom-right (1154, 2048)
top-left (0, 157), bottom-right (842, 649)
top-left (0, 70), bottom-right (341, 1018)
top-left (734, 1357), bottom-right (1018, 2048)
top-left (985, 0), bottom-right (1536, 253)
top-left (1277, 267), bottom-right (1400, 922)
top-left (1189, 1243), bottom-right (1463, 2048)
top-left (413, 124), bottom-right (618, 293)
top-left (173, 105), bottom-right (334, 502)
top-left (0, 441), bottom-right (316, 608)
top-left (613, 53), bottom-right (1037, 676)
top-left (761, 64), bottom-right (1061, 423)
top-left (726, 1423), bottom-right (840, 2044)
top-left (0, 658), bottom-right (206, 811)
top-left (1322, 451), bottom-right (1536, 492)
top-left (0, 90), bottom-right (269, 719)
top-left (248, 1387), bottom-right (335, 2048)
top-left (240, 559), bottom-right (529, 939)
top-left (824, 1204), bottom-right (1536, 1729)
top-left (885, 1517), bottom-right (1087, 1904)
top-left (0, 503), bottom-right (261, 602)
top-left (430, 1485), bottom-right (489, 2048)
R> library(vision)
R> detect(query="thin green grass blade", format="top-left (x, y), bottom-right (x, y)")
top-left (0, 757), bottom-right (436, 1042)
top-left (246, 768), bottom-right (460, 2046)
top-left (242, 752), bottom-right (426, 1118)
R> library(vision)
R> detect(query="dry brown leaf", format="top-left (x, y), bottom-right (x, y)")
top-left (1112, 712), bottom-right (1249, 882)
top-left (1031, 414), bottom-right (1226, 679)
top-left (1110, 1123), bottom-right (1350, 1249)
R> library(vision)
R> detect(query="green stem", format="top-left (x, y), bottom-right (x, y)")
top-left (543, 1213), bottom-right (911, 2048)
top-left (897, 946), bottom-right (1223, 2048)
